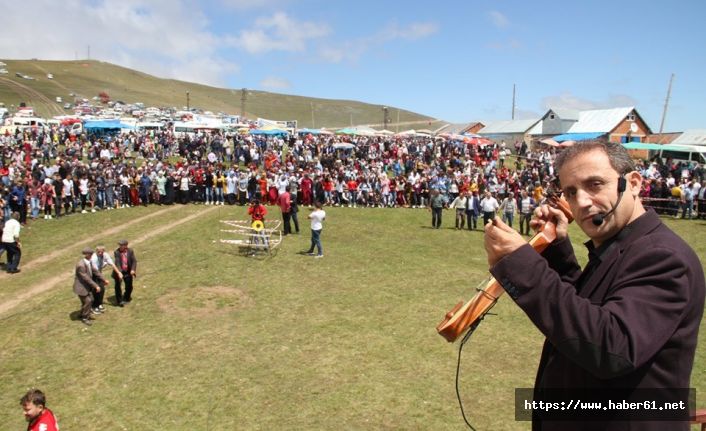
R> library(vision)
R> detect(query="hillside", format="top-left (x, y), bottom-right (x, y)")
top-left (0, 59), bottom-right (443, 130)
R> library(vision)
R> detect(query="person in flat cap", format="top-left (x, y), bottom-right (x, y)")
top-left (73, 247), bottom-right (106, 326)
top-left (112, 240), bottom-right (137, 306)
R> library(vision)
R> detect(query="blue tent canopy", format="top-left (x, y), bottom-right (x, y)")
top-left (249, 129), bottom-right (289, 136)
top-left (551, 132), bottom-right (606, 143)
top-left (297, 128), bottom-right (322, 135)
top-left (83, 120), bottom-right (134, 130)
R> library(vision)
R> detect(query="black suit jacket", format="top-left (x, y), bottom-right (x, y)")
top-left (113, 248), bottom-right (137, 277)
top-left (491, 210), bottom-right (705, 430)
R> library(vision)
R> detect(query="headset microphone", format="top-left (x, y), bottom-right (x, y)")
top-left (592, 177), bottom-right (627, 226)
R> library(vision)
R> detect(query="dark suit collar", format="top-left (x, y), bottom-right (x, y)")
top-left (578, 209), bottom-right (662, 299)
top-left (583, 209), bottom-right (661, 257)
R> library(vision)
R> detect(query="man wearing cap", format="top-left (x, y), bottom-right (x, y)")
top-left (74, 247), bottom-right (105, 326)
top-left (112, 240), bottom-right (137, 306)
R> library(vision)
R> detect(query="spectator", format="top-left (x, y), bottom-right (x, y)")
top-left (2, 211), bottom-right (21, 273)
top-left (465, 190), bottom-right (481, 231)
top-left (480, 191), bottom-right (499, 226)
top-left (517, 189), bottom-right (536, 236)
top-left (20, 389), bottom-right (59, 431)
top-left (499, 191), bottom-right (516, 229)
top-left (278, 186), bottom-right (292, 235)
top-left (449, 191), bottom-right (468, 230)
top-left (306, 200), bottom-right (326, 258)
top-left (429, 189), bottom-right (444, 229)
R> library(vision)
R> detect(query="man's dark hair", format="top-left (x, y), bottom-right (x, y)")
top-left (555, 139), bottom-right (635, 177)
top-left (20, 389), bottom-right (46, 407)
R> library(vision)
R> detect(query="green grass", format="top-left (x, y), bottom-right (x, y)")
top-left (0, 206), bottom-right (704, 430)
top-left (0, 59), bottom-right (441, 129)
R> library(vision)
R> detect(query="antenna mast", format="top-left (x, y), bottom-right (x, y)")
top-left (658, 73), bottom-right (674, 134)
top-left (511, 84), bottom-right (516, 120)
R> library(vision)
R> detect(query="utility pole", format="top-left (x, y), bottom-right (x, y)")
top-left (186, 91), bottom-right (190, 111)
top-left (240, 88), bottom-right (247, 118)
top-left (511, 83), bottom-right (516, 120)
top-left (87, 45), bottom-right (90, 60)
top-left (658, 73), bottom-right (675, 135)
top-left (382, 106), bottom-right (389, 130)
top-left (396, 109), bottom-right (400, 133)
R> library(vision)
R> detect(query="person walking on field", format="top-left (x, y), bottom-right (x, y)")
top-left (91, 245), bottom-right (122, 314)
top-left (278, 186), bottom-right (292, 235)
top-left (306, 201), bottom-right (326, 258)
top-left (74, 247), bottom-right (106, 326)
top-left (113, 239), bottom-right (137, 306)
top-left (2, 211), bottom-right (22, 273)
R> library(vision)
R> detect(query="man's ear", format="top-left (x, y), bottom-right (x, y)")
top-left (626, 171), bottom-right (643, 197)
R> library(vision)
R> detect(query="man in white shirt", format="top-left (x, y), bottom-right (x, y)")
top-left (90, 245), bottom-right (122, 313)
top-left (2, 211), bottom-right (21, 273)
top-left (306, 201), bottom-right (326, 258)
top-left (480, 191), bottom-right (499, 226)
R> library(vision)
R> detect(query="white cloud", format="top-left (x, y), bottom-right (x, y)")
top-left (381, 22), bottom-right (439, 40)
top-left (515, 109), bottom-right (543, 120)
top-left (219, 0), bottom-right (285, 9)
top-left (486, 38), bottom-right (522, 50)
top-left (318, 21), bottom-right (438, 64)
top-left (318, 47), bottom-right (346, 63)
top-left (228, 12), bottom-right (330, 54)
top-left (260, 76), bottom-right (291, 89)
top-left (541, 92), bottom-right (638, 111)
top-left (0, 0), bottom-right (238, 87)
top-left (488, 11), bottom-right (510, 29)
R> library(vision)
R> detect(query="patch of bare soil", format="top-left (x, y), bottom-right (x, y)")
top-left (157, 286), bottom-right (252, 318)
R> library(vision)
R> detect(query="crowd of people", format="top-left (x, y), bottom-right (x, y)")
top-left (1, 123), bottom-right (705, 267)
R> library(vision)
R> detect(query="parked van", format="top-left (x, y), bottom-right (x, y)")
top-left (136, 121), bottom-right (164, 133)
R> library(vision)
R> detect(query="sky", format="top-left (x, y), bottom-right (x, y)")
top-left (1, 0), bottom-right (704, 132)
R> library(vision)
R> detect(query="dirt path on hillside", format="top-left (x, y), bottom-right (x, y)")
top-left (0, 206), bottom-right (219, 316)
top-left (0, 76), bottom-right (63, 116)
top-left (0, 205), bottom-right (181, 279)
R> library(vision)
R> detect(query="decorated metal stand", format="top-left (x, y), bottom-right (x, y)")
top-left (219, 219), bottom-right (283, 257)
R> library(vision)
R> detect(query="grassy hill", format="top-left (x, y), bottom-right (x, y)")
top-left (0, 59), bottom-right (443, 130)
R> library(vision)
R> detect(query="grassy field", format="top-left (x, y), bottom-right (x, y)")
top-left (0, 59), bottom-right (444, 130)
top-left (0, 205), bottom-right (704, 430)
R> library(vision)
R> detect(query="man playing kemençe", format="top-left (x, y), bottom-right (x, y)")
top-left (483, 140), bottom-right (705, 430)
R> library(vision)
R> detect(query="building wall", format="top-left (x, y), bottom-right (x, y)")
top-left (608, 112), bottom-right (650, 143)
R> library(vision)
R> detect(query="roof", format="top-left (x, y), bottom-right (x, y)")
top-left (566, 107), bottom-right (634, 133)
top-left (434, 122), bottom-right (483, 135)
top-left (671, 129), bottom-right (706, 147)
top-left (552, 132), bottom-right (606, 142)
top-left (622, 142), bottom-right (706, 154)
top-left (479, 119), bottom-right (540, 135)
top-left (547, 108), bottom-right (579, 120)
